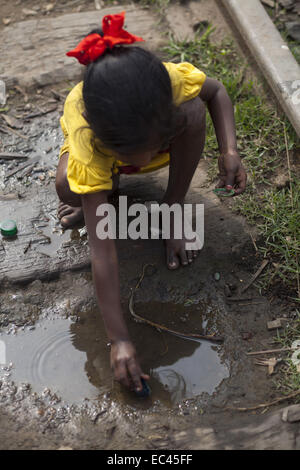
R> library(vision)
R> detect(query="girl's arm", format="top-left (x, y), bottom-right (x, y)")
top-left (199, 78), bottom-right (247, 194)
top-left (81, 191), bottom-right (149, 391)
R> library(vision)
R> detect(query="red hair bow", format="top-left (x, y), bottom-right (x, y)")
top-left (66, 11), bottom-right (144, 65)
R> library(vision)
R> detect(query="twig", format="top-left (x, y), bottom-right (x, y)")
top-left (0, 123), bottom-right (28, 140)
top-left (23, 105), bottom-right (57, 120)
top-left (50, 89), bottom-right (67, 101)
top-left (249, 232), bottom-right (258, 252)
top-left (14, 85), bottom-right (28, 102)
top-left (223, 389), bottom-right (300, 411)
top-left (246, 346), bottom-right (297, 356)
top-left (0, 152), bottom-right (28, 160)
top-left (240, 259), bottom-right (269, 293)
top-left (5, 156), bottom-right (39, 179)
top-left (23, 240), bottom-right (32, 254)
top-left (129, 264), bottom-right (224, 343)
top-left (225, 297), bottom-right (263, 303)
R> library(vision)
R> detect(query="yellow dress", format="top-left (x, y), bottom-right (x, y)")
top-left (59, 62), bottom-right (206, 194)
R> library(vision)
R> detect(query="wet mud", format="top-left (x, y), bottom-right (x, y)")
top-left (0, 0), bottom-right (298, 451)
top-left (0, 99), bottom-right (292, 448)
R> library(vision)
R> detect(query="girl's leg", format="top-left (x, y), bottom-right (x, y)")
top-left (163, 96), bottom-right (206, 269)
top-left (56, 152), bottom-right (120, 228)
top-left (56, 153), bottom-right (84, 228)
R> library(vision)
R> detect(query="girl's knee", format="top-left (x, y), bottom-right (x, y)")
top-left (55, 153), bottom-right (81, 206)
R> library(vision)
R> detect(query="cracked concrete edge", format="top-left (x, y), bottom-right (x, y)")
top-left (221, 0), bottom-right (300, 137)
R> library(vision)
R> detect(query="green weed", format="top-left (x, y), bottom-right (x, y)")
top-left (164, 30), bottom-right (299, 295)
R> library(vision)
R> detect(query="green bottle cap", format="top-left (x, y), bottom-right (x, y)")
top-left (0, 219), bottom-right (18, 237)
top-left (213, 188), bottom-right (235, 197)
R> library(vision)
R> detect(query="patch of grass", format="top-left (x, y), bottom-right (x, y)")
top-left (164, 29), bottom-right (298, 184)
top-left (272, 312), bottom-right (300, 399)
top-left (234, 179), bottom-right (300, 297)
top-left (163, 29), bottom-right (300, 296)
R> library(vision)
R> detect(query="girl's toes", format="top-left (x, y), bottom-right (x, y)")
top-left (167, 252), bottom-right (180, 270)
top-left (179, 249), bottom-right (188, 266)
top-left (187, 251), bottom-right (193, 263)
top-left (60, 207), bottom-right (84, 228)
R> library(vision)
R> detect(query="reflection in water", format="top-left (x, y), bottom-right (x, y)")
top-left (0, 305), bottom-right (229, 406)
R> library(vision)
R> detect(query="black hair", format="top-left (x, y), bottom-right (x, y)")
top-left (82, 41), bottom-right (182, 156)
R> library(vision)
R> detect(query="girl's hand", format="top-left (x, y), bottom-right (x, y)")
top-left (217, 151), bottom-right (247, 195)
top-left (110, 340), bottom-right (150, 391)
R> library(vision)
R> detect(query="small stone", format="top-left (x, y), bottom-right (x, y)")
top-left (45, 3), bottom-right (55, 12)
top-left (261, 0), bottom-right (275, 7)
top-left (285, 22), bottom-right (300, 42)
top-left (267, 319), bottom-right (282, 330)
top-left (278, 0), bottom-right (294, 10)
top-left (94, 0), bottom-right (104, 9)
top-left (282, 404), bottom-right (300, 423)
top-left (22, 8), bottom-right (38, 16)
top-left (214, 272), bottom-right (221, 281)
top-left (2, 18), bottom-right (12, 26)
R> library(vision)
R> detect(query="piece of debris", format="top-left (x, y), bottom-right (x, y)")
top-left (45, 3), bottom-right (55, 12)
top-left (5, 156), bottom-right (40, 179)
top-left (285, 21), bottom-right (300, 42)
top-left (2, 17), bottom-right (12, 26)
top-left (19, 163), bottom-right (36, 179)
top-left (22, 8), bottom-right (38, 16)
top-left (246, 346), bottom-right (297, 356)
top-left (23, 105), bottom-right (58, 120)
top-left (279, 0), bottom-right (295, 10)
top-left (23, 240), bottom-right (32, 254)
top-left (224, 389), bottom-right (300, 412)
top-left (240, 259), bottom-right (269, 293)
top-left (214, 272), bottom-right (221, 281)
top-left (0, 193), bottom-right (19, 201)
top-left (0, 123), bottom-right (28, 140)
top-left (0, 152), bottom-right (27, 160)
top-left (1, 114), bottom-right (23, 129)
top-left (94, 0), bottom-right (104, 10)
top-left (267, 319), bottom-right (283, 330)
top-left (261, 0), bottom-right (275, 8)
top-left (282, 404), bottom-right (300, 423)
top-left (50, 89), bottom-right (67, 101)
top-left (254, 356), bottom-right (281, 375)
top-left (14, 85), bottom-right (29, 103)
top-left (0, 80), bottom-right (6, 106)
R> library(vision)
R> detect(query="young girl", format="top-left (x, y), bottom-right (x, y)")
top-left (56, 12), bottom-right (246, 393)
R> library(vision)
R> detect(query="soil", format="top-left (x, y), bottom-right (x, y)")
top-left (0, 0), bottom-right (299, 450)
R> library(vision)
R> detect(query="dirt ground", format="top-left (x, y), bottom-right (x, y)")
top-left (0, 0), bottom-right (299, 450)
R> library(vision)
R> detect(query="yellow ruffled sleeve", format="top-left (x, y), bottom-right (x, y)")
top-left (163, 62), bottom-right (206, 106)
top-left (59, 82), bottom-right (115, 194)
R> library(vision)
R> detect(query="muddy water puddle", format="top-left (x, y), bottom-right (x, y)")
top-left (0, 301), bottom-right (229, 407)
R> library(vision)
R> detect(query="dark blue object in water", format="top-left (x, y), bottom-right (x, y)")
top-left (135, 378), bottom-right (151, 398)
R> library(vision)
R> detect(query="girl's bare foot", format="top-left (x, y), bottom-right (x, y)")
top-left (165, 238), bottom-right (198, 270)
top-left (58, 202), bottom-right (84, 228)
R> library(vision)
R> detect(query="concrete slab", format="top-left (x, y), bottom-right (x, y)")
top-left (221, 0), bottom-right (300, 137)
top-left (0, 5), bottom-right (165, 88)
